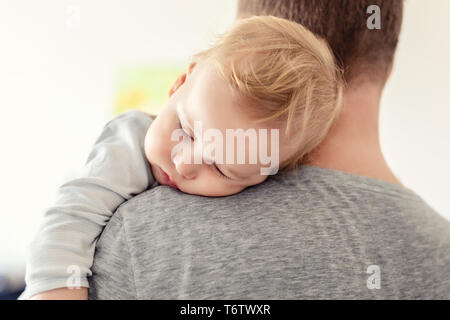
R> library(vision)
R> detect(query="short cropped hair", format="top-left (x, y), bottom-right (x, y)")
top-left (192, 16), bottom-right (343, 171)
top-left (237, 0), bottom-right (404, 82)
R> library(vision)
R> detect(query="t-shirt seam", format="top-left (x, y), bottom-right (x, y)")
top-left (297, 165), bottom-right (419, 200)
top-left (346, 184), bottom-right (422, 202)
top-left (279, 174), bottom-right (420, 203)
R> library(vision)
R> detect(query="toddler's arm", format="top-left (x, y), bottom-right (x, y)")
top-left (21, 110), bottom-right (157, 299)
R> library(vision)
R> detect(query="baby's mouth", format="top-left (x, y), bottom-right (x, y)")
top-left (159, 167), bottom-right (179, 189)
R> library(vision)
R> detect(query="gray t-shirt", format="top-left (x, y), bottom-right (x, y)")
top-left (88, 165), bottom-right (450, 299)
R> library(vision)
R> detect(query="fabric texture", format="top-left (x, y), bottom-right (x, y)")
top-left (89, 165), bottom-right (450, 299)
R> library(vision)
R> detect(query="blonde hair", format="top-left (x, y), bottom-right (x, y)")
top-left (192, 16), bottom-right (343, 172)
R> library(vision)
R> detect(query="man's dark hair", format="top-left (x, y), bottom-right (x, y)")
top-left (237, 0), bottom-right (403, 83)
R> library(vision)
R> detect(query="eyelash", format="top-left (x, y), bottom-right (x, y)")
top-left (212, 163), bottom-right (232, 180)
top-left (177, 119), bottom-right (231, 180)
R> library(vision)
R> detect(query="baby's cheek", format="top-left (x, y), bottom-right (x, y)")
top-left (144, 126), bottom-right (160, 165)
top-left (247, 173), bottom-right (269, 187)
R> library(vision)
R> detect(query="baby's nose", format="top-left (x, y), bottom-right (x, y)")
top-left (173, 157), bottom-right (198, 180)
top-left (171, 135), bottom-right (205, 180)
top-left (172, 151), bottom-right (198, 180)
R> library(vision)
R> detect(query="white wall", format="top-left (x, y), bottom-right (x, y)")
top-left (380, 0), bottom-right (450, 218)
top-left (0, 0), bottom-right (449, 269)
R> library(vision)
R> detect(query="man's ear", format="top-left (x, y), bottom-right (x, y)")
top-left (168, 62), bottom-right (197, 97)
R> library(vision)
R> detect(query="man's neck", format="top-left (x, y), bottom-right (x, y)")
top-left (306, 79), bottom-right (401, 186)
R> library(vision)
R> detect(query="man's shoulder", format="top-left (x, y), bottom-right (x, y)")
top-left (111, 185), bottom-right (202, 228)
top-left (116, 164), bottom-right (443, 221)
top-left (96, 165), bottom-right (450, 299)
top-left (114, 164), bottom-right (450, 251)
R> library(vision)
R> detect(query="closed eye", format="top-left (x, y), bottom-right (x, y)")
top-left (213, 163), bottom-right (232, 180)
top-left (177, 117), bottom-right (231, 180)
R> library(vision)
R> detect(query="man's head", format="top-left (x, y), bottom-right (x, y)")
top-left (237, 0), bottom-right (403, 84)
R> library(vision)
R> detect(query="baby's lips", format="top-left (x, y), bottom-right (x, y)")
top-left (160, 167), bottom-right (178, 189)
top-left (168, 180), bottom-right (179, 189)
top-left (160, 168), bottom-right (170, 182)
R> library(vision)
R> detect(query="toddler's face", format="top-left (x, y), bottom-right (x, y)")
top-left (144, 62), bottom-right (299, 197)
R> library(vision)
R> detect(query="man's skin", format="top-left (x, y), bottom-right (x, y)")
top-left (31, 25), bottom-right (400, 303)
top-left (306, 67), bottom-right (401, 186)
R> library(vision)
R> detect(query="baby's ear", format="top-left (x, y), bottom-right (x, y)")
top-left (168, 63), bottom-right (197, 97)
top-left (187, 62), bottom-right (196, 76)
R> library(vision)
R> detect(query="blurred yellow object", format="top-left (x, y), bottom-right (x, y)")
top-left (114, 64), bottom-right (184, 115)
top-left (116, 87), bottom-right (149, 113)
